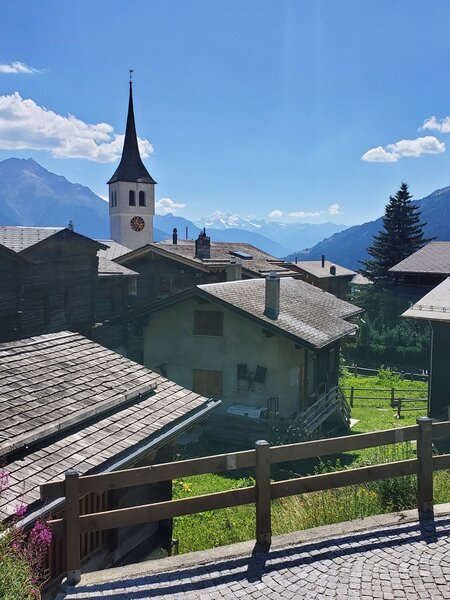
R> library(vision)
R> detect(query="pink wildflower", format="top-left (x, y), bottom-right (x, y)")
top-left (29, 520), bottom-right (52, 547)
top-left (14, 503), bottom-right (27, 518)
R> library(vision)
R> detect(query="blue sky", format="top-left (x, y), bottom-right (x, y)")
top-left (2, 0), bottom-right (450, 225)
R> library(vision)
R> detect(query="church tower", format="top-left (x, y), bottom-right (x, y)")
top-left (108, 79), bottom-right (156, 250)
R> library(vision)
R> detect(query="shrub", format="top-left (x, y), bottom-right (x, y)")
top-left (0, 469), bottom-right (52, 599)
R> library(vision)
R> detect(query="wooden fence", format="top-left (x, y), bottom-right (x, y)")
top-left (346, 365), bottom-right (428, 382)
top-left (342, 386), bottom-right (428, 417)
top-left (40, 418), bottom-right (450, 585)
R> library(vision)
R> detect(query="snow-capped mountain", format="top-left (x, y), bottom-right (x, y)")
top-left (195, 211), bottom-right (348, 251)
top-left (196, 210), bottom-right (262, 231)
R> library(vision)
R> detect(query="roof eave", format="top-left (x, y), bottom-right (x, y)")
top-left (16, 398), bottom-right (220, 527)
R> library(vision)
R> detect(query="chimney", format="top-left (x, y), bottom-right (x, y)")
top-left (195, 228), bottom-right (211, 259)
top-left (172, 228), bottom-right (178, 244)
top-left (226, 257), bottom-right (242, 281)
top-left (321, 255), bottom-right (325, 268)
top-left (264, 271), bottom-right (280, 320)
top-left (185, 226), bottom-right (188, 240)
top-left (330, 265), bottom-right (336, 276)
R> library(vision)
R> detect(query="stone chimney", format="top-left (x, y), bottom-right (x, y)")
top-left (226, 257), bottom-right (242, 281)
top-left (195, 228), bottom-right (211, 259)
top-left (264, 271), bottom-right (280, 320)
top-left (172, 228), bottom-right (178, 244)
top-left (330, 265), bottom-right (336, 276)
top-left (321, 254), bottom-right (325, 268)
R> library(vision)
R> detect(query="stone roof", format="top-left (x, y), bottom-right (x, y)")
top-left (98, 256), bottom-right (138, 277)
top-left (0, 226), bottom-right (63, 252)
top-left (0, 332), bottom-right (215, 518)
top-left (292, 260), bottom-right (356, 279)
top-left (0, 226), bottom-right (105, 253)
top-left (196, 278), bottom-right (361, 348)
top-left (402, 277), bottom-right (450, 323)
top-left (97, 240), bottom-right (132, 260)
top-left (118, 240), bottom-right (297, 277)
top-left (389, 242), bottom-right (450, 275)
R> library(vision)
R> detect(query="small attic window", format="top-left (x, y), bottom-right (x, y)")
top-left (129, 190), bottom-right (136, 206)
top-left (228, 250), bottom-right (253, 260)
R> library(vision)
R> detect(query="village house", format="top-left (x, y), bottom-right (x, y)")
top-left (0, 226), bottom-right (139, 345)
top-left (0, 331), bottom-right (218, 596)
top-left (289, 255), bottom-right (356, 299)
top-left (402, 277), bottom-right (450, 420)
top-left (389, 241), bottom-right (450, 298)
top-left (108, 230), bottom-right (298, 308)
top-left (0, 226), bottom-right (104, 342)
top-left (121, 274), bottom-right (362, 444)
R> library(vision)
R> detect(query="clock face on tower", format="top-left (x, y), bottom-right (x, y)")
top-left (130, 216), bottom-right (145, 232)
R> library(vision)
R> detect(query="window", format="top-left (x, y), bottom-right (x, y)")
top-left (139, 190), bottom-right (146, 206)
top-left (110, 191), bottom-right (113, 206)
top-left (129, 190), bottom-right (135, 206)
top-left (114, 190), bottom-right (117, 206)
top-left (158, 275), bottom-right (172, 295)
top-left (193, 369), bottom-right (223, 397)
top-left (129, 276), bottom-right (138, 296)
top-left (194, 310), bottom-right (223, 336)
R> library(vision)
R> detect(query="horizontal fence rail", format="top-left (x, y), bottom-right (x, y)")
top-left (41, 418), bottom-right (450, 585)
top-left (346, 365), bottom-right (429, 381)
top-left (341, 385), bottom-right (428, 413)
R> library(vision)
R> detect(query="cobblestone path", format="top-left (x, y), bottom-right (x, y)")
top-left (64, 517), bottom-right (450, 599)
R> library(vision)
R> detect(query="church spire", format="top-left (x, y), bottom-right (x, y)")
top-left (107, 78), bottom-right (156, 184)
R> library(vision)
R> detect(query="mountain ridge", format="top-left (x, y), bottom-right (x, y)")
top-left (289, 186), bottom-right (450, 269)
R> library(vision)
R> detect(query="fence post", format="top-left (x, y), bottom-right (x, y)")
top-left (255, 440), bottom-right (271, 545)
top-left (390, 388), bottom-right (395, 408)
top-left (65, 468), bottom-right (81, 585)
top-left (397, 398), bottom-right (402, 419)
top-left (416, 417), bottom-right (434, 520)
top-left (350, 387), bottom-right (354, 408)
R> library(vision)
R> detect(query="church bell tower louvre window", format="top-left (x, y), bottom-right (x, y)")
top-left (139, 190), bottom-right (146, 206)
top-left (129, 190), bottom-right (136, 206)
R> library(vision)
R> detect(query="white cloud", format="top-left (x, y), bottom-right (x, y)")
top-left (361, 136), bottom-right (445, 162)
top-left (98, 194), bottom-right (108, 202)
top-left (420, 115), bottom-right (450, 133)
top-left (361, 146), bottom-right (398, 163)
top-left (328, 203), bottom-right (341, 215)
top-left (268, 209), bottom-right (283, 219)
top-left (0, 61), bottom-right (41, 74)
top-left (156, 197), bottom-right (186, 214)
top-left (288, 210), bottom-right (321, 218)
top-left (0, 92), bottom-right (153, 162)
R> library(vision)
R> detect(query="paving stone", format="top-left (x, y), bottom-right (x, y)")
top-left (63, 516), bottom-right (450, 599)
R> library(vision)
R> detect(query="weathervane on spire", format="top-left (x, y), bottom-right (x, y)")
top-left (129, 68), bottom-right (133, 83)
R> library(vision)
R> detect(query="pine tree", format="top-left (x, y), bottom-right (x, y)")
top-left (360, 182), bottom-right (431, 282)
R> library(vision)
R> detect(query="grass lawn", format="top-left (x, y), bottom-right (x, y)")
top-left (172, 370), bottom-right (449, 554)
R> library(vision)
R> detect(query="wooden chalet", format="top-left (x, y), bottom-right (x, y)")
top-left (389, 241), bottom-right (450, 298)
top-left (403, 277), bottom-right (450, 420)
top-left (0, 331), bottom-right (218, 596)
top-left (0, 226), bottom-right (140, 351)
top-left (101, 230), bottom-right (298, 308)
top-left (289, 256), bottom-right (356, 300)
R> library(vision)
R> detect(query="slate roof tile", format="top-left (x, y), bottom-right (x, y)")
top-left (197, 277), bottom-right (362, 348)
top-left (390, 242), bottom-right (450, 274)
top-left (0, 331), bottom-right (213, 519)
top-left (119, 240), bottom-right (298, 278)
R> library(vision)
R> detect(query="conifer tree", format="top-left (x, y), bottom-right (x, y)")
top-left (360, 182), bottom-right (431, 282)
